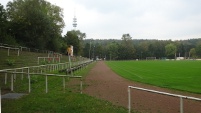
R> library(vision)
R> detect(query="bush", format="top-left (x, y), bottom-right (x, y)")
top-left (6, 59), bottom-right (15, 66)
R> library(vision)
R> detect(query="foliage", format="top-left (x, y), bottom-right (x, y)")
top-left (6, 59), bottom-right (15, 66)
top-left (82, 39), bottom-right (201, 60)
top-left (64, 30), bottom-right (86, 55)
top-left (0, 3), bottom-right (14, 44)
top-left (118, 34), bottom-right (136, 60)
top-left (189, 48), bottom-right (196, 58)
top-left (165, 43), bottom-right (177, 59)
top-left (6, 0), bottom-right (64, 50)
top-left (107, 41), bottom-right (119, 60)
top-left (195, 41), bottom-right (201, 57)
top-left (106, 61), bottom-right (201, 94)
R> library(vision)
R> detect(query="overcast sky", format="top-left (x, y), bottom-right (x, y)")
top-left (1, 0), bottom-right (201, 40)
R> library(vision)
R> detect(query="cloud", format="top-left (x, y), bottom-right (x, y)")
top-left (2, 0), bottom-right (201, 40)
top-left (72, 0), bottom-right (201, 40)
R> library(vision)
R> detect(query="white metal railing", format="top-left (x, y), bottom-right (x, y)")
top-left (38, 57), bottom-right (61, 64)
top-left (0, 71), bottom-right (83, 94)
top-left (0, 46), bottom-right (20, 56)
top-left (0, 88), bottom-right (1, 112)
top-left (128, 86), bottom-right (201, 113)
top-left (0, 60), bottom-right (92, 93)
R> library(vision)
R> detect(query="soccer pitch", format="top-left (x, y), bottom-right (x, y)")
top-left (106, 60), bottom-right (201, 94)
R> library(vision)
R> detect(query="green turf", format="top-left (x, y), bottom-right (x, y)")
top-left (106, 60), bottom-right (201, 94)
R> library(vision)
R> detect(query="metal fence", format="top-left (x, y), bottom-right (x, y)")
top-left (0, 60), bottom-right (92, 94)
top-left (128, 86), bottom-right (201, 113)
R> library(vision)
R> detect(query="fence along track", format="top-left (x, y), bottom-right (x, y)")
top-left (0, 60), bottom-right (93, 94)
top-left (128, 86), bottom-right (201, 113)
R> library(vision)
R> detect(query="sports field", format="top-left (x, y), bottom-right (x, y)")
top-left (106, 60), bottom-right (201, 94)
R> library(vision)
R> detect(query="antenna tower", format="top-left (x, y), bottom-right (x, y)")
top-left (73, 8), bottom-right (77, 29)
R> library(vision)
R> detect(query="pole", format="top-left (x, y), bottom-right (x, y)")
top-left (8, 48), bottom-right (10, 56)
top-left (63, 76), bottom-right (65, 92)
top-left (17, 49), bottom-right (19, 56)
top-left (180, 97), bottom-right (183, 113)
top-left (21, 68), bottom-right (23, 80)
top-left (128, 86), bottom-right (131, 113)
top-left (11, 73), bottom-right (13, 91)
top-left (69, 55), bottom-right (72, 76)
top-left (5, 73), bottom-right (7, 84)
top-left (28, 68), bottom-right (31, 93)
top-left (46, 75), bottom-right (48, 93)
top-left (80, 78), bottom-right (83, 94)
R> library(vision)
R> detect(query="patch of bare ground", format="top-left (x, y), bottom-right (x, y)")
top-left (82, 61), bottom-right (201, 113)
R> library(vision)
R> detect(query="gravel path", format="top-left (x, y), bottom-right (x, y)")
top-left (83, 61), bottom-right (201, 113)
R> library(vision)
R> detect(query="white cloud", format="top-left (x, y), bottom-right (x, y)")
top-left (1, 0), bottom-right (201, 40)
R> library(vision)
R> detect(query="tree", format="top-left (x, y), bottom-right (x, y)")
top-left (6, 0), bottom-right (64, 50)
top-left (82, 43), bottom-right (90, 58)
top-left (107, 41), bottom-right (119, 60)
top-left (165, 43), bottom-right (177, 59)
top-left (64, 30), bottom-right (86, 55)
top-left (0, 3), bottom-right (7, 40)
top-left (118, 34), bottom-right (135, 60)
top-left (138, 41), bottom-right (149, 59)
top-left (189, 48), bottom-right (196, 58)
top-left (195, 42), bottom-right (201, 57)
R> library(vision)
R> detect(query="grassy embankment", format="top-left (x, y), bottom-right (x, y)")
top-left (1, 49), bottom-right (130, 113)
top-left (106, 60), bottom-right (201, 94)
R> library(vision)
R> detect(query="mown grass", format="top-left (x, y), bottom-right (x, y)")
top-left (106, 60), bottom-right (201, 94)
top-left (2, 63), bottom-right (130, 113)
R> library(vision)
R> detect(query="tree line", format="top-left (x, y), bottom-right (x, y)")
top-left (82, 34), bottom-right (201, 60)
top-left (1, 1), bottom-right (201, 59)
top-left (0, 0), bottom-right (85, 55)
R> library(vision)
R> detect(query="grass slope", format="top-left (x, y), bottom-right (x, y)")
top-left (1, 50), bottom-right (130, 113)
top-left (106, 60), bottom-right (201, 94)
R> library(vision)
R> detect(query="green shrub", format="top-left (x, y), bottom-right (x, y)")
top-left (6, 59), bottom-right (15, 66)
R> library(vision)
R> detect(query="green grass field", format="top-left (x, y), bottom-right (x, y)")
top-left (106, 60), bottom-right (201, 94)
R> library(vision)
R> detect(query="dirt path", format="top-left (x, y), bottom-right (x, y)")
top-left (83, 61), bottom-right (201, 113)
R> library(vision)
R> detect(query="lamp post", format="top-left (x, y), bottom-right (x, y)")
top-left (93, 46), bottom-right (95, 60)
top-left (89, 40), bottom-right (91, 59)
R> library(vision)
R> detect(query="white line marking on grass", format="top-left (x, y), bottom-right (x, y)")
top-left (111, 64), bottom-right (143, 79)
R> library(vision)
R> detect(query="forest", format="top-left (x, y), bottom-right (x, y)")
top-left (1, 0), bottom-right (201, 60)
top-left (82, 36), bottom-right (201, 60)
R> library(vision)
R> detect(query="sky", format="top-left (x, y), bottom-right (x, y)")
top-left (1, 0), bottom-right (201, 40)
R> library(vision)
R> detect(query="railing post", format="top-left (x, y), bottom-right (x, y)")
top-left (0, 88), bottom-right (1, 111)
top-left (128, 86), bottom-right (131, 113)
top-left (8, 48), bottom-right (10, 56)
top-left (45, 75), bottom-right (48, 93)
top-left (80, 78), bottom-right (83, 94)
top-left (11, 73), bottom-right (14, 91)
top-left (180, 97), bottom-right (183, 113)
top-left (17, 49), bottom-right (19, 56)
top-left (5, 73), bottom-right (7, 84)
top-left (63, 76), bottom-right (65, 92)
top-left (14, 69), bottom-right (16, 82)
top-left (21, 68), bottom-right (23, 80)
top-left (28, 68), bottom-right (31, 93)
